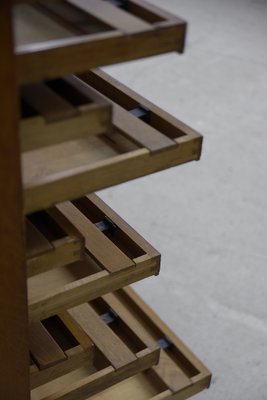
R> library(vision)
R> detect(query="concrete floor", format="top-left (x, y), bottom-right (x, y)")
top-left (99, 1), bottom-right (267, 399)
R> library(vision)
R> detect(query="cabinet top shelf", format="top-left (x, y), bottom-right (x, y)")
top-left (13, 0), bottom-right (186, 84)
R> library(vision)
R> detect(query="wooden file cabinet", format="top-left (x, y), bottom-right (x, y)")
top-left (0, 1), bottom-right (211, 399)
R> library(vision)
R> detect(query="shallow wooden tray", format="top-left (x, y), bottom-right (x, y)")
top-left (30, 300), bottom-right (159, 395)
top-left (20, 75), bottom-right (111, 151)
top-left (28, 194), bottom-right (160, 322)
top-left (31, 287), bottom-right (211, 400)
top-left (23, 72), bottom-right (202, 214)
top-left (14, 0), bottom-right (186, 84)
top-left (89, 287), bottom-right (211, 400)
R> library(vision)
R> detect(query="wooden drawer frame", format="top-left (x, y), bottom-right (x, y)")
top-left (14, 0), bottom-right (186, 84)
top-left (31, 287), bottom-right (211, 400)
top-left (23, 71), bottom-right (202, 214)
top-left (87, 287), bottom-right (211, 400)
top-left (20, 75), bottom-right (112, 151)
top-left (28, 194), bottom-right (160, 322)
top-left (30, 302), bottom-right (159, 397)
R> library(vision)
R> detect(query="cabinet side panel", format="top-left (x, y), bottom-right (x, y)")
top-left (0, 3), bottom-right (30, 399)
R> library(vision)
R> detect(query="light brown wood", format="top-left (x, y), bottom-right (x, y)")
top-left (26, 219), bottom-right (53, 258)
top-left (83, 193), bottom-right (160, 259)
top-left (101, 292), bottom-right (157, 350)
top-left (21, 81), bottom-right (78, 122)
top-left (82, 287), bottom-right (211, 400)
top-left (31, 346), bottom-right (94, 390)
top-left (123, 287), bottom-right (210, 376)
top-left (55, 202), bottom-right (134, 274)
top-left (22, 71), bottom-right (201, 213)
top-left (20, 75), bottom-right (112, 152)
top-left (30, 296), bottom-right (160, 398)
top-left (29, 322), bottom-right (67, 369)
top-left (114, 103), bottom-right (176, 153)
top-left (58, 311), bottom-right (95, 350)
top-left (0, 3), bottom-right (30, 399)
top-left (23, 130), bottom-right (200, 214)
top-left (68, 303), bottom-right (137, 369)
top-left (26, 210), bottom-right (84, 277)
top-left (27, 254), bottom-right (158, 322)
top-left (31, 350), bottom-right (158, 400)
top-left (27, 236), bottom-right (83, 277)
top-left (84, 69), bottom-right (202, 142)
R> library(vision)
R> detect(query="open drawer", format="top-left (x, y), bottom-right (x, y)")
top-left (23, 71), bottom-right (202, 214)
top-left (28, 194), bottom-right (160, 322)
top-left (20, 75), bottom-right (111, 151)
top-left (30, 301), bottom-right (159, 396)
top-left (89, 287), bottom-right (211, 400)
top-left (14, 0), bottom-right (186, 84)
top-left (31, 287), bottom-right (211, 400)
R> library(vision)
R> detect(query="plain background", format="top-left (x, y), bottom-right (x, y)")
top-left (99, 1), bottom-right (267, 399)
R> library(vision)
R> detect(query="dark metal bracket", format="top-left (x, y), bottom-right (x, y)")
top-left (95, 216), bottom-right (116, 234)
top-left (103, 0), bottom-right (128, 10)
top-left (157, 337), bottom-right (172, 350)
top-left (100, 309), bottom-right (119, 325)
top-left (130, 105), bottom-right (150, 122)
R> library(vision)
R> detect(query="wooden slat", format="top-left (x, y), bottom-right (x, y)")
top-left (55, 202), bottom-right (135, 274)
top-left (128, 0), bottom-right (183, 24)
top-left (23, 131), bottom-right (200, 214)
top-left (26, 209), bottom-right (84, 277)
top-left (114, 103), bottom-right (176, 153)
top-left (21, 82), bottom-right (78, 123)
top-left (30, 345), bottom-right (94, 390)
top-left (20, 75), bottom-right (112, 152)
top-left (26, 219), bottom-right (53, 259)
top-left (68, 0), bottom-right (151, 33)
top-left (78, 193), bottom-right (160, 259)
top-left (68, 303), bottom-right (136, 369)
top-left (27, 236), bottom-right (83, 277)
top-left (14, 4), bottom-right (75, 46)
top-left (63, 74), bottom-right (109, 105)
top-left (0, 4), bottom-right (30, 398)
top-left (29, 322), bottom-right (67, 369)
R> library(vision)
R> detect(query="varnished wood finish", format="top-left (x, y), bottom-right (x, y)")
top-left (14, 0), bottom-right (186, 84)
top-left (0, 3), bottom-right (30, 399)
top-left (30, 301), bottom-right (160, 398)
top-left (20, 75), bottom-right (112, 152)
top-left (30, 287), bottom-right (210, 400)
top-left (29, 322), bottom-right (67, 369)
top-left (26, 210), bottom-right (84, 277)
top-left (22, 73), bottom-right (202, 214)
top-left (28, 195), bottom-right (160, 321)
top-left (86, 287), bottom-right (211, 400)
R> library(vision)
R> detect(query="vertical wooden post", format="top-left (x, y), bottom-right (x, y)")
top-left (0, 2), bottom-right (30, 399)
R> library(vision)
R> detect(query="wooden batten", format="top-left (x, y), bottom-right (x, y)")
top-left (20, 75), bottom-right (112, 151)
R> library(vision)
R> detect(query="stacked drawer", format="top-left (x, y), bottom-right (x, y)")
top-left (15, 1), bottom-right (211, 399)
